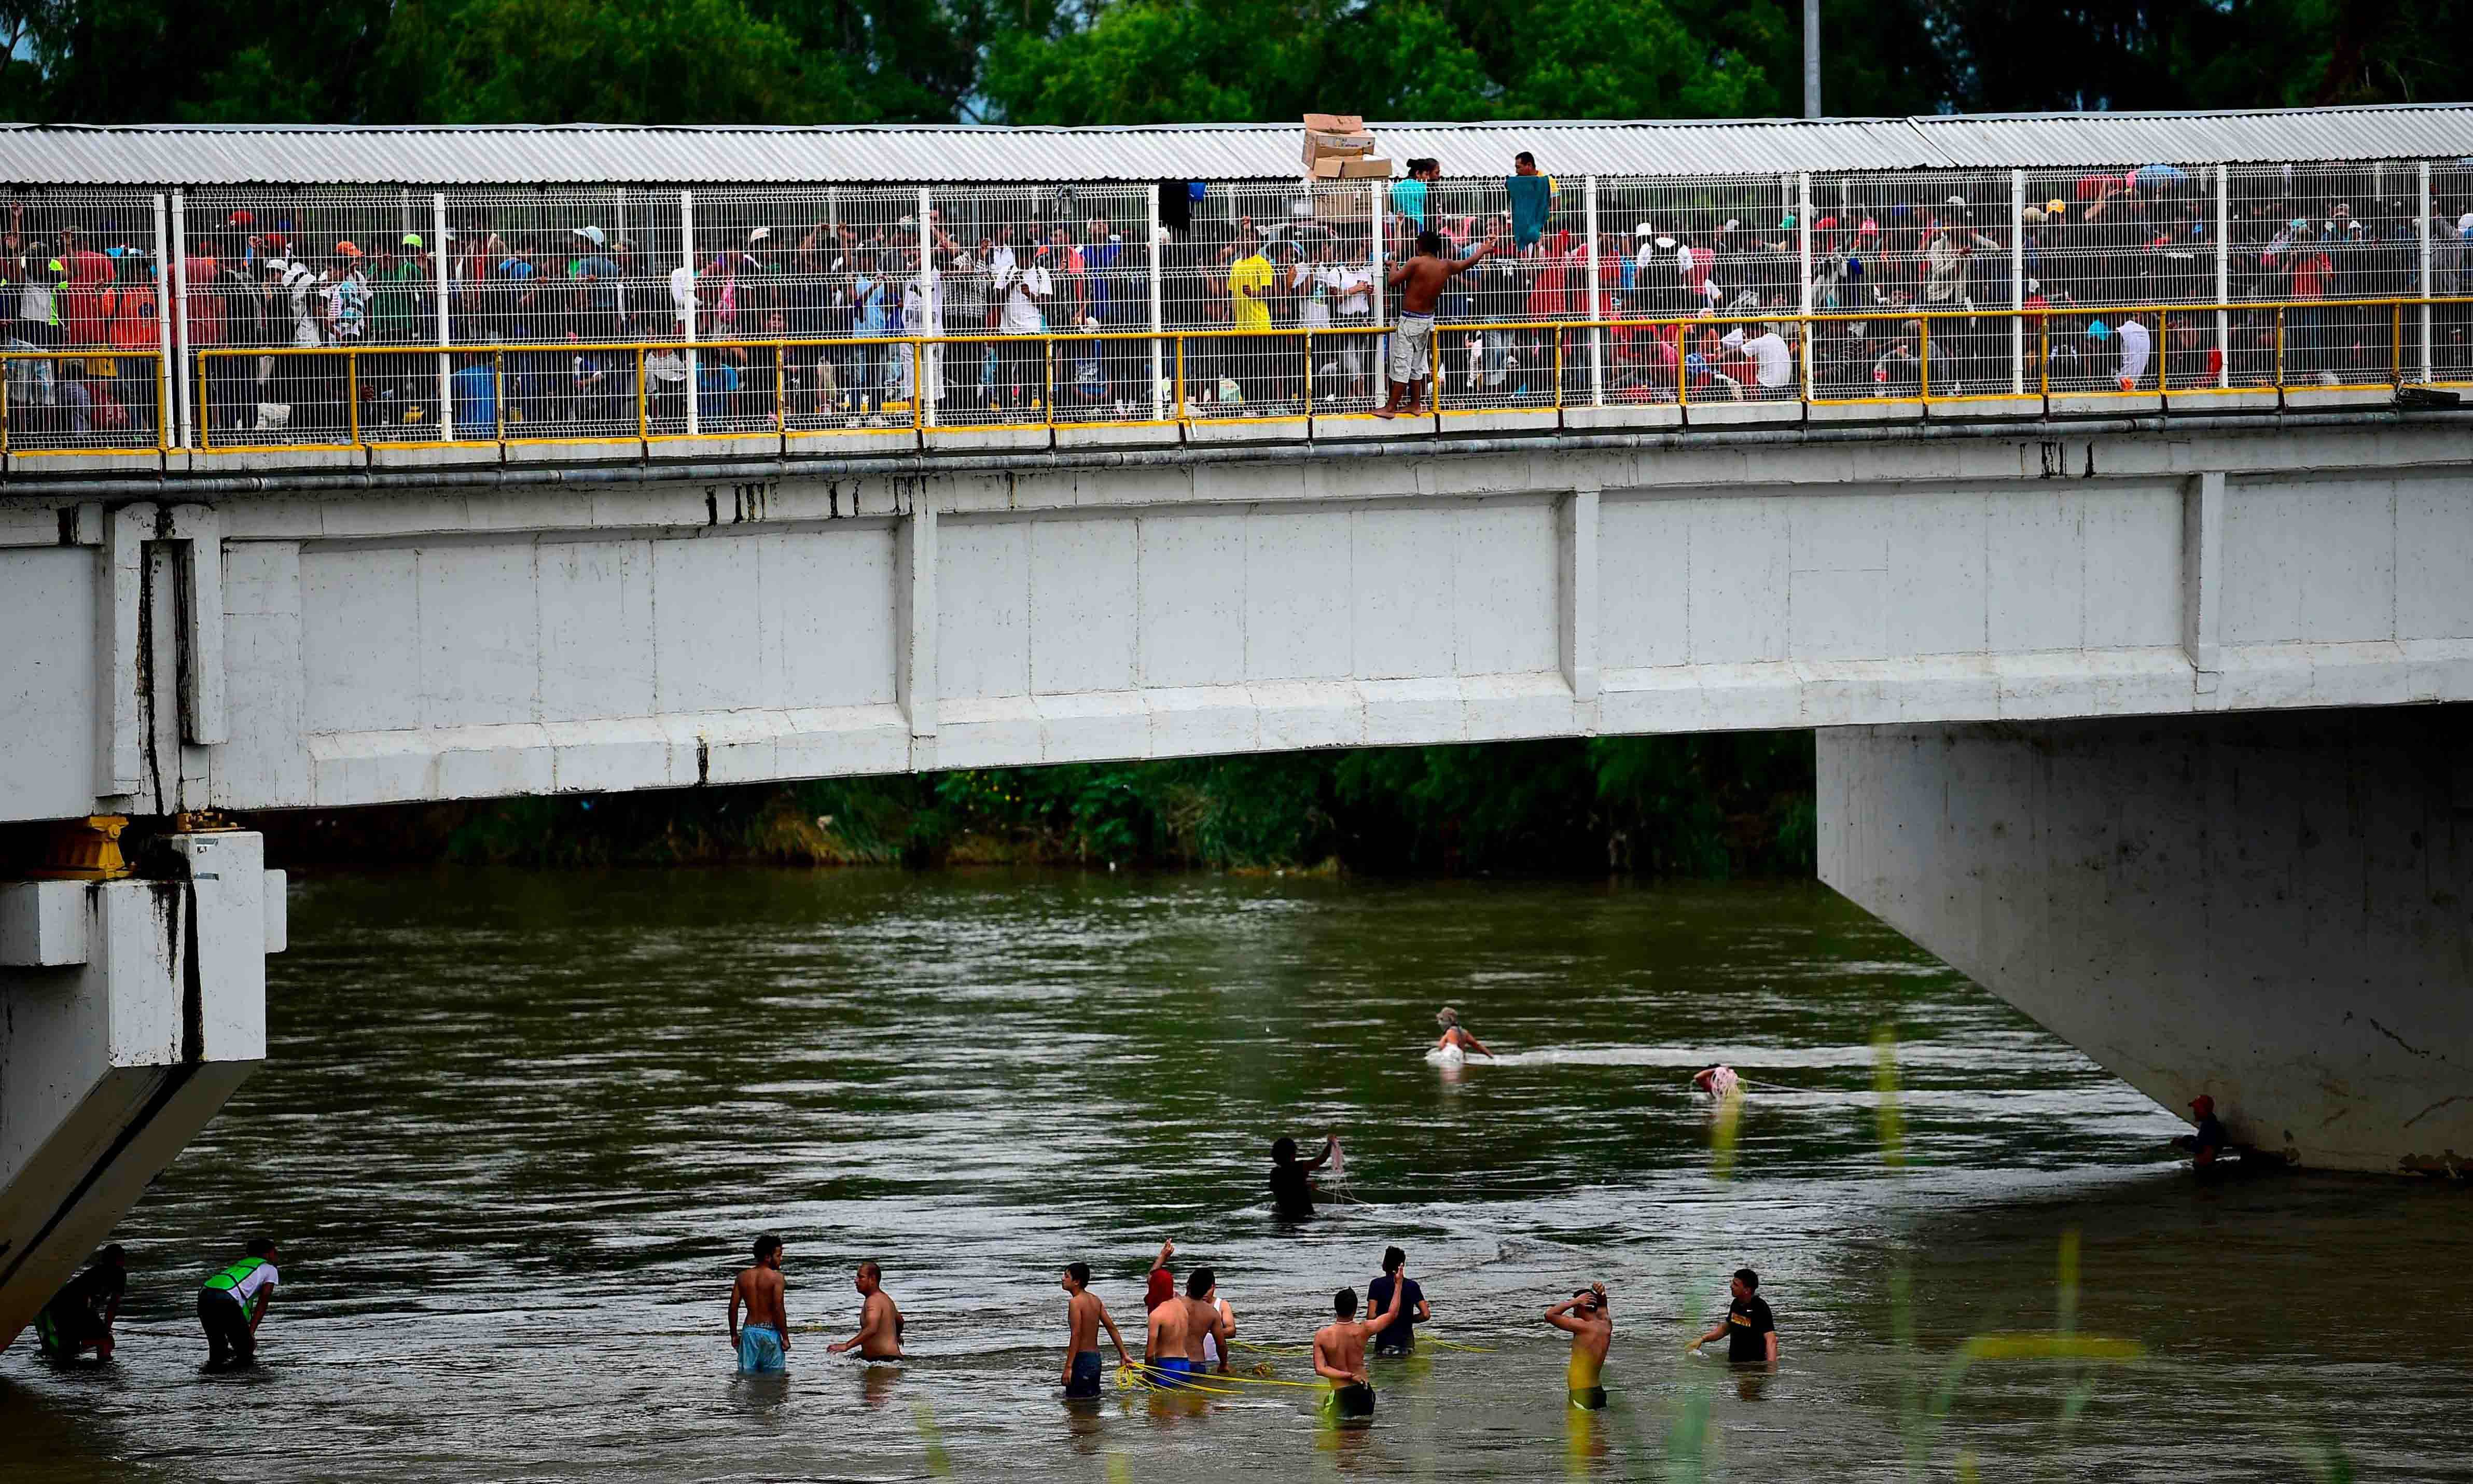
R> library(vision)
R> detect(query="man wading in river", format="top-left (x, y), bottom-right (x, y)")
top-left (727, 1233), bottom-right (790, 1375)
top-left (1372, 225), bottom-right (1501, 420)
top-left (1060, 1261), bottom-right (1132, 1397)
top-left (1312, 1267), bottom-right (1410, 1422)
top-left (826, 1259), bottom-right (904, 1362)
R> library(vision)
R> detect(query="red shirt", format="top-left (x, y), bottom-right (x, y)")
top-left (2289, 251), bottom-right (2333, 299)
top-left (182, 254), bottom-right (225, 346)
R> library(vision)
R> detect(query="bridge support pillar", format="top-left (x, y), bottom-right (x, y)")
top-left (1819, 706), bottom-right (2473, 1175)
top-left (0, 828), bottom-right (281, 1350)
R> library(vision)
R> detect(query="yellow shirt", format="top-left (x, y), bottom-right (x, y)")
top-left (1228, 253), bottom-right (1272, 332)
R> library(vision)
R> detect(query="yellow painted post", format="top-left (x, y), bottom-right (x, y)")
top-left (2157, 310), bottom-right (2168, 394)
top-left (636, 348), bottom-right (649, 439)
top-left (493, 351), bottom-right (506, 440)
top-left (1174, 336), bottom-right (1187, 422)
top-left (155, 349), bottom-right (170, 453)
top-left (1552, 330), bottom-right (1564, 410)
top-left (1675, 323), bottom-right (1688, 410)
top-left (774, 340), bottom-right (787, 432)
top-left (1043, 335), bottom-right (1054, 430)
top-left (2392, 301), bottom-right (2403, 386)
top-left (2274, 306), bottom-right (2285, 391)
top-left (1921, 318), bottom-right (1932, 401)
top-left (1303, 328), bottom-right (1314, 414)
top-left (347, 351), bottom-right (362, 449)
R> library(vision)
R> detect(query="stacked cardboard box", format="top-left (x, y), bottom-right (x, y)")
top-left (1302, 113), bottom-right (1387, 179)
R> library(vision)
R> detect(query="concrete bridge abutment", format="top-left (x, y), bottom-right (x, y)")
top-left (1818, 705), bottom-right (2473, 1175)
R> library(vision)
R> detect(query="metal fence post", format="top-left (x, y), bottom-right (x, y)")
top-left (681, 189), bottom-right (699, 437)
top-left (2420, 160), bottom-right (2435, 383)
top-left (2215, 167), bottom-right (2231, 390)
top-left (169, 190), bottom-right (194, 450)
top-left (146, 197), bottom-right (173, 452)
top-left (1584, 174), bottom-right (1604, 407)
top-left (1147, 183), bottom-right (1166, 421)
top-left (2009, 169), bottom-right (2025, 397)
top-left (919, 185), bottom-right (938, 427)
top-left (1798, 172), bottom-right (1815, 404)
top-left (433, 192), bottom-right (454, 441)
top-left (1369, 175), bottom-right (1386, 397)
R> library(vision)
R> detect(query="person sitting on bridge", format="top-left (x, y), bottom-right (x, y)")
top-left (33, 1244), bottom-right (126, 1363)
top-left (1270, 1134), bottom-right (1337, 1219)
top-left (1435, 1007), bottom-right (1495, 1059)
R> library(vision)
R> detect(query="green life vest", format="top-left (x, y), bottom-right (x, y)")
top-left (202, 1256), bottom-right (265, 1295)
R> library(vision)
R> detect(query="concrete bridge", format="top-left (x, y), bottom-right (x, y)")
top-left (7, 108), bottom-right (2473, 1349)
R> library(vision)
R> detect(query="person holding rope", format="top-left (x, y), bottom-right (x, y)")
top-left (1059, 1261), bottom-right (1132, 1398)
top-left (1313, 1266), bottom-right (1411, 1422)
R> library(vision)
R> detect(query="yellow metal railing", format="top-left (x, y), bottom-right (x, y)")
top-left (16, 295), bottom-right (2459, 461)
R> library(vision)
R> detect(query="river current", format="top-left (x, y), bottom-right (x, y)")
top-left (7, 868), bottom-right (2470, 1481)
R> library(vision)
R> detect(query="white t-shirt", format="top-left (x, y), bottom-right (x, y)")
top-left (1325, 264), bottom-right (1371, 316)
top-left (904, 266), bottom-right (941, 335)
top-left (668, 265), bottom-right (697, 330)
top-left (1722, 328), bottom-right (1794, 388)
top-left (221, 1261), bottom-right (278, 1307)
top-left (1000, 264), bottom-right (1051, 335)
top-left (2116, 317), bottom-right (2152, 386)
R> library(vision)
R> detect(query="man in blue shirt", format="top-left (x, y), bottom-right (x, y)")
top-left (1365, 1245), bottom-right (1429, 1356)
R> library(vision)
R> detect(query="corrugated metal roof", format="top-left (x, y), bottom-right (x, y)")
top-left (0, 106), bottom-right (2466, 189)
top-left (1907, 104), bottom-right (2473, 167)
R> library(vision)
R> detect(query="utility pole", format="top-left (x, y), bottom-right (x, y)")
top-left (1803, 0), bottom-right (1822, 117)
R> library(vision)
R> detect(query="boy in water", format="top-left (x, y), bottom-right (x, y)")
top-left (1179, 1268), bottom-right (1234, 1376)
top-left (1373, 225), bottom-right (1501, 419)
top-left (1312, 1268), bottom-right (1409, 1422)
top-left (1545, 1283), bottom-right (1611, 1409)
top-left (827, 1259), bottom-right (904, 1361)
top-left (728, 1233), bottom-right (790, 1374)
top-left (1435, 1007), bottom-right (1495, 1059)
top-left (1060, 1261), bottom-right (1132, 1397)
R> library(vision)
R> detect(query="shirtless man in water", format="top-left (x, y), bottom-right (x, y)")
top-left (1179, 1268), bottom-right (1234, 1377)
top-left (1060, 1261), bottom-right (1132, 1398)
top-left (1546, 1282), bottom-right (1612, 1410)
top-left (1312, 1267), bottom-right (1409, 1422)
top-left (728, 1233), bottom-right (791, 1374)
top-left (1374, 225), bottom-right (1500, 419)
top-left (1143, 1267), bottom-right (1204, 1388)
top-left (826, 1259), bottom-right (903, 1361)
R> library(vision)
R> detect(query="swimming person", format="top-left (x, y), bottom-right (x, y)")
top-left (1143, 1267), bottom-right (1202, 1388)
top-left (1270, 1135), bottom-right (1336, 1219)
top-left (1434, 1007), bottom-right (1495, 1061)
top-left (728, 1233), bottom-right (790, 1375)
top-left (1060, 1262), bottom-right (1132, 1398)
top-left (826, 1259), bottom-right (904, 1361)
top-left (1365, 1246), bottom-right (1428, 1356)
top-left (1313, 1269), bottom-right (1410, 1422)
top-left (34, 1244), bottom-right (126, 1362)
top-left (1692, 1268), bottom-right (1778, 1368)
top-left (197, 1235), bottom-right (279, 1369)
top-left (1692, 1064), bottom-right (1741, 1103)
top-left (1545, 1283), bottom-right (1612, 1409)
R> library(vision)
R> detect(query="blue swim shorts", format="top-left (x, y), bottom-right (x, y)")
top-left (738, 1324), bottom-right (786, 1375)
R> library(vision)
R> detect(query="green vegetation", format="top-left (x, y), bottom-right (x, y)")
top-left (262, 734), bottom-right (1816, 877)
top-left (2, 0), bottom-right (2465, 128)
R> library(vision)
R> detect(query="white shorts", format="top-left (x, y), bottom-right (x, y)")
top-left (1387, 313), bottom-right (1434, 384)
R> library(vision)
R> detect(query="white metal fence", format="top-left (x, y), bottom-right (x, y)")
top-left (0, 158), bottom-right (2465, 457)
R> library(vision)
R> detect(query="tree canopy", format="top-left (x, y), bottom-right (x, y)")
top-left (0, 0), bottom-right (2458, 128)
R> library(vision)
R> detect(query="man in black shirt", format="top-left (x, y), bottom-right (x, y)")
top-left (1693, 1267), bottom-right (1777, 1367)
top-left (35, 1244), bottom-right (128, 1362)
top-left (1365, 1245), bottom-right (1429, 1355)
top-left (1269, 1134), bottom-right (1335, 1219)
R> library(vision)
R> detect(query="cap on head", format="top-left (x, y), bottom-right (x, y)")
top-left (334, 241), bottom-right (362, 258)
top-left (2190, 1094), bottom-right (2215, 1115)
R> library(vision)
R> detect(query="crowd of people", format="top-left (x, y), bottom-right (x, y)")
top-left (6, 157), bottom-right (2470, 448)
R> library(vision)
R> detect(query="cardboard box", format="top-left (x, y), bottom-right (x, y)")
top-left (1338, 157), bottom-right (1393, 178)
top-left (1302, 129), bottom-right (1376, 168)
top-left (1302, 113), bottom-right (1366, 134)
top-left (1311, 183), bottom-right (1381, 225)
top-left (1311, 156), bottom-right (1347, 179)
